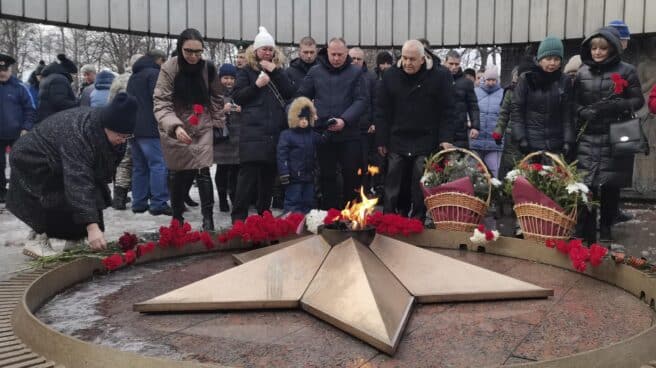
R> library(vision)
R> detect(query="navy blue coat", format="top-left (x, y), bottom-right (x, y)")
top-left (233, 65), bottom-right (295, 164)
top-left (285, 57), bottom-right (316, 92)
top-left (296, 48), bottom-right (367, 142)
top-left (277, 127), bottom-right (324, 183)
top-left (127, 57), bottom-right (161, 138)
top-left (36, 63), bottom-right (77, 123)
top-left (0, 76), bottom-right (35, 140)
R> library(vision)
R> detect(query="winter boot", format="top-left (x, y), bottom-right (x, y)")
top-left (23, 233), bottom-right (57, 258)
top-left (112, 186), bottom-right (129, 210)
top-left (218, 190), bottom-right (230, 212)
top-left (197, 169), bottom-right (215, 231)
top-left (169, 172), bottom-right (186, 224)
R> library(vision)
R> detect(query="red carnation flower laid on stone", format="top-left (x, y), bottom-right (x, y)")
top-left (200, 231), bottom-right (215, 250)
top-left (136, 242), bottom-right (156, 257)
top-left (118, 232), bottom-right (139, 251)
top-left (102, 253), bottom-right (124, 271)
top-left (124, 250), bottom-right (137, 264)
top-left (589, 244), bottom-right (608, 266)
top-left (484, 230), bottom-right (495, 241)
top-left (492, 132), bottom-right (502, 140)
top-left (193, 104), bottom-right (204, 114)
top-left (324, 208), bottom-right (343, 225)
top-left (610, 73), bottom-right (628, 95)
top-left (189, 114), bottom-right (200, 126)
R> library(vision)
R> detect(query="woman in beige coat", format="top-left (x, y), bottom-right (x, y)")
top-left (154, 28), bottom-right (224, 230)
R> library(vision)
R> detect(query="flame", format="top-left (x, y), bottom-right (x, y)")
top-left (367, 165), bottom-right (380, 176)
top-left (341, 187), bottom-right (379, 230)
top-left (357, 168), bottom-right (362, 175)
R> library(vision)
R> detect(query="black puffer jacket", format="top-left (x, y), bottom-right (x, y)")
top-left (36, 63), bottom-right (78, 122)
top-left (451, 69), bottom-right (480, 148)
top-left (375, 58), bottom-right (455, 156)
top-left (6, 108), bottom-right (121, 232)
top-left (296, 48), bottom-right (367, 142)
top-left (127, 56), bottom-right (161, 138)
top-left (232, 64), bottom-right (294, 164)
top-left (573, 28), bottom-right (644, 188)
top-left (285, 57), bottom-right (317, 91)
top-left (510, 63), bottom-right (573, 153)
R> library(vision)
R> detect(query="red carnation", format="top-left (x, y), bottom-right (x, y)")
top-left (324, 208), bottom-right (343, 224)
top-left (610, 73), bottom-right (628, 95)
top-left (555, 240), bottom-right (570, 254)
top-left (569, 245), bottom-right (590, 272)
top-left (589, 244), bottom-right (608, 266)
top-left (124, 250), bottom-right (137, 264)
top-left (189, 114), bottom-right (200, 126)
top-left (102, 253), bottom-right (124, 271)
top-left (492, 132), bottom-right (502, 140)
top-left (545, 239), bottom-right (557, 248)
top-left (484, 230), bottom-right (495, 241)
top-left (136, 242), bottom-right (156, 257)
top-left (477, 224), bottom-right (485, 232)
top-left (530, 163), bottom-right (543, 172)
top-left (118, 232), bottom-right (139, 251)
top-left (193, 104), bottom-right (204, 114)
top-left (200, 231), bottom-right (214, 250)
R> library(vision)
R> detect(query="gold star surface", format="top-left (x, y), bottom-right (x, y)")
top-left (134, 234), bottom-right (553, 354)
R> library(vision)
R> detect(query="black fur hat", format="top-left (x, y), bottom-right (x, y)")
top-left (57, 54), bottom-right (78, 74)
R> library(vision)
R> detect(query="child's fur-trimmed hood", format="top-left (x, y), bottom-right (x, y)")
top-left (287, 97), bottom-right (317, 128)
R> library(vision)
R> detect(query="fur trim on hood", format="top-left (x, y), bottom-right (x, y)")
top-left (244, 45), bottom-right (286, 71)
top-left (287, 97), bottom-right (317, 128)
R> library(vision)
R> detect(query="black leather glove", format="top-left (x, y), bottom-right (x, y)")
top-left (562, 143), bottom-right (571, 158)
top-left (518, 139), bottom-right (530, 154)
top-left (579, 107), bottom-right (598, 121)
top-left (279, 175), bottom-right (290, 186)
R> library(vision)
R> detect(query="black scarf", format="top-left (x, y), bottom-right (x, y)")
top-left (529, 63), bottom-right (562, 90)
top-left (173, 57), bottom-right (212, 110)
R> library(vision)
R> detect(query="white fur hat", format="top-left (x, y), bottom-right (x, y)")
top-left (253, 26), bottom-right (275, 50)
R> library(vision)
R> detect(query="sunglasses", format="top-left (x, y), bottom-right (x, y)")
top-left (183, 48), bottom-right (204, 56)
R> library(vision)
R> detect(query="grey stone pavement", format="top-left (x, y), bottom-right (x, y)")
top-left (2, 159), bottom-right (656, 281)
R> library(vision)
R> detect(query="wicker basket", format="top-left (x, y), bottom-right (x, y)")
top-left (513, 151), bottom-right (577, 243)
top-left (423, 148), bottom-right (491, 232)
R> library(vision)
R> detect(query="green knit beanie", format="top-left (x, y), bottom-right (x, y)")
top-left (537, 36), bottom-right (564, 60)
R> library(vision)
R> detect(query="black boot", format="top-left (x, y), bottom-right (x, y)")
top-left (197, 169), bottom-right (215, 231)
top-left (169, 172), bottom-right (186, 224)
top-left (112, 186), bottom-right (128, 210)
top-left (218, 190), bottom-right (230, 212)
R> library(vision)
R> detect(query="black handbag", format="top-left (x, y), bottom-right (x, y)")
top-left (609, 116), bottom-right (649, 156)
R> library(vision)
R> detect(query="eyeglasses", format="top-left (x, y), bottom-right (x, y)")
top-left (183, 48), bottom-right (204, 56)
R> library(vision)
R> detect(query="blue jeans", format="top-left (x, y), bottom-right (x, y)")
top-left (284, 182), bottom-right (315, 214)
top-left (131, 138), bottom-right (169, 210)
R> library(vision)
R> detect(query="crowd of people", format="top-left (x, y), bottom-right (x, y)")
top-left (1, 19), bottom-right (656, 258)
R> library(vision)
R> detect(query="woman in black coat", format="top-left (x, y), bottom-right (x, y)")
top-left (230, 27), bottom-right (294, 222)
top-left (573, 28), bottom-right (644, 243)
top-left (36, 54), bottom-right (78, 123)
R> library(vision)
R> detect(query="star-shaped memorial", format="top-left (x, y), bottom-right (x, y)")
top-left (134, 233), bottom-right (553, 354)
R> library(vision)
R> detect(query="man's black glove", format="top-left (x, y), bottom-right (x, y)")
top-left (579, 107), bottom-right (598, 122)
top-left (518, 139), bottom-right (530, 154)
top-left (279, 175), bottom-right (290, 186)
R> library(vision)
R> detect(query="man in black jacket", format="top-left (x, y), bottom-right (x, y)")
top-left (286, 36), bottom-right (318, 91)
top-left (36, 54), bottom-right (78, 123)
top-left (7, 93), bottom-right (137, 258)
top-left (443, 50), bottom-right (480, 148)
top-left (297, 37), bottom-right (367, 209)
top-left (126, 50), bottom-right (171, 216)
top-left (376, 40), bottom-right (455, 219)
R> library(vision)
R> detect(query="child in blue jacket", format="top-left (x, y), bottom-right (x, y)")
top-left (277, 97), bottom-right (324, 214)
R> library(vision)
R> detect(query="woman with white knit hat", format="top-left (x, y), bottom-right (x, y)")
top-left (230, 26), bottom-right (295, 222)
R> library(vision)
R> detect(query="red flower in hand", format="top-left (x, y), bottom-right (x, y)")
top-left (102, 253), bottom-right (124, 271)
top-left (610, 73), bottom-right (629, 95)
top-left (492, 132), bottom-right (502, 141)
top-left (193, 104), bottom-right (204, 114)
top-left (189, 114), bottom-right (200, 126)
top-left (124, 250), bottom-right (137, 264)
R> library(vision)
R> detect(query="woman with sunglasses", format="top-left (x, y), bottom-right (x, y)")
top-left (154, 28), bottom-right (224, 231)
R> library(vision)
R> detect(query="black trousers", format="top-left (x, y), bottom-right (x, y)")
top-left (318, 140), bottom-right (362, 209)
top-left (215, 164), bottom-right (239, 201)
top-left (383, 152), bottom-right (426, 218)
top-left (0, 139), bottom-right (16, 192)
top-left (42, 209), bottom-right (105, 240)
top-left (579, 184), bottom-right (620, 244)
top-left (231, 162), bottom-right (276, 222)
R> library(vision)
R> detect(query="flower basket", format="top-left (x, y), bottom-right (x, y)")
top-left (512, 151), bottom-right (578, 243)
top-left (422, 148), bottom-right (492, 232)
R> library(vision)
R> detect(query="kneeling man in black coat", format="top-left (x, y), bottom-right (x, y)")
top-left (7, 93), bottom-right (138, 258)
